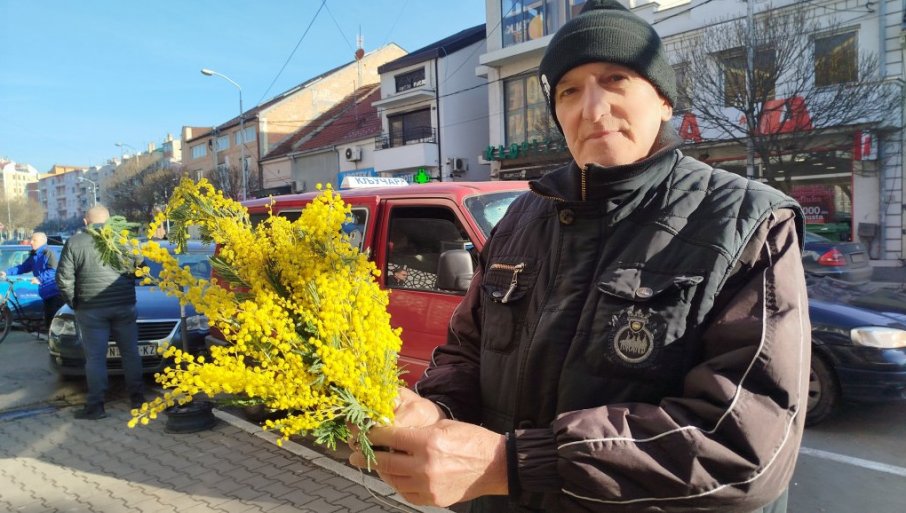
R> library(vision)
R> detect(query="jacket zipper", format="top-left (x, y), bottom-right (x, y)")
top-left (489, 262), bottom-right (525, 303)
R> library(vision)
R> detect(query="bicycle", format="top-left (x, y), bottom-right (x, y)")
top-left (0, 276), bottom-right (48, 344)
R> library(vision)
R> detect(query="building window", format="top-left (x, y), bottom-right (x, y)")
top-left (502, 0), bottom-right (584, 48)
top-left (387, 108), bottom-right (433, 148)
top-left (504, 74), bottom-right (557, 146)
top-left (215, 135), bottom-right (230, 151)
top-left (718, 47), bottom-right (776, 106)
top-left (815, 31), bottom-right (857, 87)
top-left (672, 63), bottom-right (691, 112)
top-left (395, 68), bottom-right (426, 92)
top-left (235, 126), bottom-right (255, 146)
top-left (191, 144), bottom-right (207, 159)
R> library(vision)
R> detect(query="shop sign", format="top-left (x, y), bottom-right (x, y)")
top-left (791, 185), bottom-right (835, 224)
top-left (485, 138), bottom-right (567, 161)
top-left (854, 131), bottom-right (877, 160)
top-left (676, 95), bottom-right (813, 143)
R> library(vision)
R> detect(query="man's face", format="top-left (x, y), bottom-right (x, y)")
top-left (29, 235), bottom-right (44, 250)
top-left (554, 62), bottom-right (672, 168)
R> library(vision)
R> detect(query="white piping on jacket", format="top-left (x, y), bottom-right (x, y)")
top-left (560, 265), bottom-right (806, 505)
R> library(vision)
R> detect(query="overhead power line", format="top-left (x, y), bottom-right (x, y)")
top-left (257, 0), bottom-right (328, 106)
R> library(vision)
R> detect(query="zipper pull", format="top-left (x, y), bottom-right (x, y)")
top-left (500, 263), bottom-right (525, 303)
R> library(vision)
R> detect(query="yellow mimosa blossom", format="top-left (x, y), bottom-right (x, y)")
top-left (91, 178), bottom-right (402, 461)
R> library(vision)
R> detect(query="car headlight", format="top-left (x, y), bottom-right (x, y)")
top-left (851, 327), bottom-right (906, 349)
top-left (50, 316), bottom-right (77, 337)
top-left (185, 315), bottom-right (209, 331)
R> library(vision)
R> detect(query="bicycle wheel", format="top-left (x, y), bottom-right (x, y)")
top-left (0, 306), bottom-right (11, 344)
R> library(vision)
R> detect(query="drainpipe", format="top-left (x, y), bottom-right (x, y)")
top-left (435, 57), bottom-right (443, 182)
top-left (877, 0), bottom-right (888, 260)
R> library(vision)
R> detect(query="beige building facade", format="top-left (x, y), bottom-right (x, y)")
top-left (183, 44), bottom-right (406, 198)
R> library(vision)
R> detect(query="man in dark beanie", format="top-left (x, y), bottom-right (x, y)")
top-left (350, 2), bottom-right (808, 513)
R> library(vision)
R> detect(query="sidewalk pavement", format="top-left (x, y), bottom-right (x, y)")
top-left (0, 399), bottom-right (453, 513)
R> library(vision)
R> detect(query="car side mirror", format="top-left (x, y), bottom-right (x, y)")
top-left (436, 249), bottom-right (474, 291)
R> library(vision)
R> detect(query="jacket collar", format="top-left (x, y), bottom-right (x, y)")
top-left (530, 146), bottom-right (680, 203)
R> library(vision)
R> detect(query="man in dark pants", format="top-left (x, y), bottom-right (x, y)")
top-left (56, 205), bottom-right (145, 420)
top-left (0, 231), bottom-right (64, 332)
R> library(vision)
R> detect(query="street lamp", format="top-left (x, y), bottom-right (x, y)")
top-left (201, 68), bottom-right (247, 201)
top-left (78, 177), bottom-right (98, 207)
top-left (115, 142), bottom-right (138, 160)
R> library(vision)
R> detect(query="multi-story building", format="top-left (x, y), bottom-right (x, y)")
top-left (371, 24), bottom-right (490, 183)
top-left (0, 159), bottom-right (39, 201)
top-left (478, 0), bottom-right (905, 266)
top-left (260, 84), bottom-right (384, 193)
top-left (36, 165), bottom-right (86, 224)
top-left (184, 44), bottom-right (406, 198)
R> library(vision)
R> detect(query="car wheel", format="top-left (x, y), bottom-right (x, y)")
top-left (806, 353), bottom-right (839, 426)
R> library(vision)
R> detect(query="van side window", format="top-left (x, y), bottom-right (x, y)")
top-left (386, 207), bottom-right (470, 291)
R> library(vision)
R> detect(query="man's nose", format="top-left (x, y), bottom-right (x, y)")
top-left (581, 80), bottom-right (610, 122)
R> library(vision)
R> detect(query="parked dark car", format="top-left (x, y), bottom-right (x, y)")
top-left (48, 241), bottom-right (213, 377)
top-left (805, 277), bottom-right (906, 425)
top-left (802, 231), bottom-right (872, 282)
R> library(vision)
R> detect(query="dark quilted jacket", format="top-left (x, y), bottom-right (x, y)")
top-left (55, 227), bottom-right (139, 309)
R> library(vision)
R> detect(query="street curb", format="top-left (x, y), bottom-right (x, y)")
top-left (212, 408), bottom-right (453, 513)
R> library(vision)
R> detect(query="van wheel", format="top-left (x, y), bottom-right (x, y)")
top-left (806, 353), bottom-right (839, 426)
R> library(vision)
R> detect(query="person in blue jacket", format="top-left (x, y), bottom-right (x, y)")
top-left (0, 232), bottom-right (64, 330)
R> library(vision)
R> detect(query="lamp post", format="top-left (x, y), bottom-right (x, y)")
top-left (201, 68), bottom-right (247, 201)
top-left (115, 142), bottom-right (138, 160)
top-left (78, 177), bottom-right (98, 207)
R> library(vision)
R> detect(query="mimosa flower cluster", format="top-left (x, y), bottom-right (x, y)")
top-left (91, 178), bottom-right (402, 460)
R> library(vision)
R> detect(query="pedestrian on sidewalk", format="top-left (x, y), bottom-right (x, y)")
top-left (56, 205), bottom-right (145, 420)
top-left (0, 231), bottom-right (64, 331)
top-left (349, 1), bottom-right (810, 512)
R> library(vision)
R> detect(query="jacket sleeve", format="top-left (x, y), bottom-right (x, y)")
top-left (7, 257), bottom-right (33, 276)
top-left (511, 209), bottom-right (809, 512)
top-left (415, 266), bottom-right (485, 423)
top-left (55, 242), bottom-right (77, 308)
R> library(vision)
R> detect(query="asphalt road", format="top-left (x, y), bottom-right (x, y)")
top-left (2, 328), bottom-right (904, 512)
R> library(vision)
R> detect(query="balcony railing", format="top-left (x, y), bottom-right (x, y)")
top-left (374, 126), bottom-right (437, 150)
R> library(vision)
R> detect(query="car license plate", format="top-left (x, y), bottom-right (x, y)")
top-left (107, 344), bottom-right (157, 359)
top-left (851, 253), bottom-right (866, 263)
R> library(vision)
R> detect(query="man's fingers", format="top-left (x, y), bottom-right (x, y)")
top-left (348, 444), bottom-right (414, 477)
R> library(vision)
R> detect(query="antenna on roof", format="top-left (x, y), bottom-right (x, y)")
top-left (355, 28), bottom-right (365, 89)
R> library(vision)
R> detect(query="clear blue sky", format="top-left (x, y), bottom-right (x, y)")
top-left (0, 0), bottom-right (487, 172)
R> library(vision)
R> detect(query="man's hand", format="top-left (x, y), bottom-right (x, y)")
top-left (348, 420), bottom-right (508, 507)
top-left (0, 272), bottom-right (6, 280)
top-left (30, 277), bottom-right (39, 285)
top-left (394, 387), bottom-right (447, 428)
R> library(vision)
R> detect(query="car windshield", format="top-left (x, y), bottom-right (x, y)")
top-left (144, 250), bottom-right (212, 282)
top-left (0, 248), bottom-right (32, 271)
top-left (464, 190), bottom-right (525, 238)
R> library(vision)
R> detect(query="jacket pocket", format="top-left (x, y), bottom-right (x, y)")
top-left (480, 258), bottom-right (539, 353)
top-left (589, 266), bottom-right (703, 382)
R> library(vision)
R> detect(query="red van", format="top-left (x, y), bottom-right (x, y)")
top-left (208, 180), bottom-right (528, 387)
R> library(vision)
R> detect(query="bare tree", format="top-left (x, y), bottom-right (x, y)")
top-left (0, 197), bottom-right (46, 239)
top-left (104, 155), bottom-right (186, 224)
top-left (202, 163), bottom-right (261, 200)
top-left (673, 2), bottom-right (900, 192)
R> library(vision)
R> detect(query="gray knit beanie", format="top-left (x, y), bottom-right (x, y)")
top-left (538, 0), bottom-right (676, 133)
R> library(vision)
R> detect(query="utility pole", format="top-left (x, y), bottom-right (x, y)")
top-left (744, 0), bottom-right (756, 180)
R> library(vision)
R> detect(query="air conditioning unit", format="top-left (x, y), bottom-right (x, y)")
top-left (449, 157), bottom-right (468, 173)
top-left (292, 180), bottom-right (306, 193)
top-left (344, 147), bottom-right (363, 162)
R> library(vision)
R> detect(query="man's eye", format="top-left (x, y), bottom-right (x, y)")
top-left (608, 74), bottom-right (628, 83)
top-left (557, 88), bottom-right (576, 99)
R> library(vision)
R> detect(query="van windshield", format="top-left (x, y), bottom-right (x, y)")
top-left (464, 190), bottom-right (525, 238)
